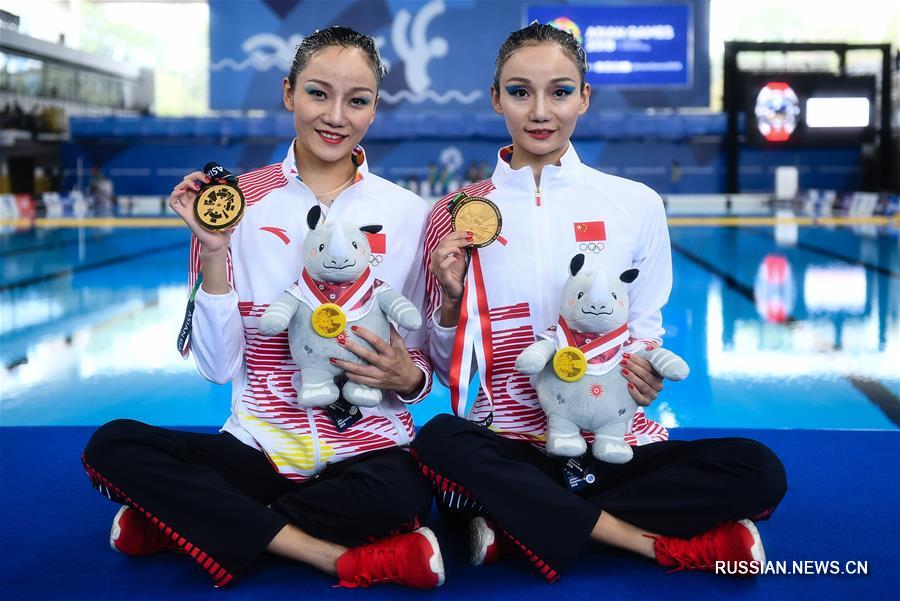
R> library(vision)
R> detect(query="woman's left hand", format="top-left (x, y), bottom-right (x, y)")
top-left (331, 326), bottom-right (424, 397)
top-left (621, 345), bottom-right (664, 407)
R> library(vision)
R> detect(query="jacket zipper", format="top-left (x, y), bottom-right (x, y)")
top-left (297, 172), bottom-right (363, 221)
top-left (533, 183), bottom-right (551, 331)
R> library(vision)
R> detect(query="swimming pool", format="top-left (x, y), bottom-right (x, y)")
top-left (2, 220), bottom-right (897, 431)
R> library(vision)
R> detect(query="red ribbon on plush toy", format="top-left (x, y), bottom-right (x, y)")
top-left (287, 266), bottom-right (385, 331)
top-left (554, 318), bottom-right (631, 363)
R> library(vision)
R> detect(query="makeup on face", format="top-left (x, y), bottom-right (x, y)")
top-left (502, 80), bottom-right (577, 101)
top-left (493, 43), bottom-right (588, 170)
top-left (288, 46), bottom-right (378, 166)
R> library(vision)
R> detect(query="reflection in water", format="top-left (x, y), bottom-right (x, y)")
top-left (654, 401), bottom-right (679, 429)
top-left (708, 277), bottom-right (898, 380)
top-left (2, 285), bottom-right (195, 402)
top-left (0, 296), bottom-right (66, 336)
top-left (753, 254), bottom-right (796, 323)
top-left (804, 265), bottom-right (867, 314)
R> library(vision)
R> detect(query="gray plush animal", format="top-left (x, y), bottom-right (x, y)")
top-left (259, 206), bottom-right (422, 408)
top-left (515, 254), bottom-right (689, 463)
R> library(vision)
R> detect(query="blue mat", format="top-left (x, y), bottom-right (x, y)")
top-left (2, 427), bottom-right (897, 601)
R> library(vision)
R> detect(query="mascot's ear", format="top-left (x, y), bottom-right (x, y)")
top-left (359, 225), bottom-right (383, 234)
top-left (620, 268), bottom-right (639, 284)
top-left (569, 253), bottom-right (586, 276)
top-left (306, 206), bottom-right (322, 230)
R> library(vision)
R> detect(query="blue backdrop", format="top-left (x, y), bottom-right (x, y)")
top-left (209, 0), bottom-right (710, 111)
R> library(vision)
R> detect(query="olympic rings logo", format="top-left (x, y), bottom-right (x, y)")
top-left (579, 242), bottom-right (605, 253)
top-left (369, 254), bottom-right (384, 266)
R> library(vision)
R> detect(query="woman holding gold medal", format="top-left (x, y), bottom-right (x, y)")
top-left (82, 27), bottom-right (445, 590)
top-left (415, 23), bottom-right (787, 580)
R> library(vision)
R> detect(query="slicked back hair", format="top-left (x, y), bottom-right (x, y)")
top-left (493, 22), bottom-right (587, 90)
top-left (287, 26), bottom-right (386, 90)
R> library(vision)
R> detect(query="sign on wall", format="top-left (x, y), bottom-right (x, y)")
top-left (527, 4), bottom-right (692, 88)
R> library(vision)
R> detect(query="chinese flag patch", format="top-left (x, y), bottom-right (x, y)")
top-left (366, 232), bottom-right (386, 254)
top-left (574, 221), bottom-right (606, 242)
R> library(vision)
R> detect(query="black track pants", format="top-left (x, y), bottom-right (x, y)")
top-left (412, 414), bottom-right (787, 581)
top-left (83, 419), bottom-right (433, 585)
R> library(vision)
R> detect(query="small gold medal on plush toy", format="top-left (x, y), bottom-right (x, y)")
top-left (451, 196), bottom-right (502, 247)
top-left (311, 303), bottom-right (347, 338)
top-left (553, 346), bottom-right (587, 382)
top-left (193, 162), bottom-right (245, 231)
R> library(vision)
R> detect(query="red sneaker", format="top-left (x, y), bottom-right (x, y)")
top-left (109, 506), bottom-right (178, 556)
top-left (651, 519), bottom-right (766, 576)
top-left (336, 527), bottom-right (444, 589)
top-left (470, 517), bottom-right (511, 566)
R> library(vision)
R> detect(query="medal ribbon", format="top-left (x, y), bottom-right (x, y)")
top-left (202, 161), bottom-right (238, 185)
top-left (449, 250), bottom-right (494, 419)
top-left (555, 317), bottom-right (630, 361)
top-left (294, 266), bottom-right (375, 313)
top-left (177, 273), bottom-right (203, 358)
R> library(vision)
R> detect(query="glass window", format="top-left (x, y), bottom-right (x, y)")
top-left (1, 52), bottom-right (43, 96)
top-left (0, 50), bottom-right (131, 109)
top-left (44, 62), bottom-right (77, 101)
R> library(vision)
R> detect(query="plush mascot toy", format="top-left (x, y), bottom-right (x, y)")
top-left (515, 253), bottom-right (689, 463)
top-left (259, 206), bottom-right (422, 408)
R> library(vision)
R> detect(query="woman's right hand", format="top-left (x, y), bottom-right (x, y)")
top-left (169, 171), bottom-right (232, 255)
top-left (428, 230), bottom-right (472, 326)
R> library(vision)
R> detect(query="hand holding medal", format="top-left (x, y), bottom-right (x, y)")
top-left (444, 193), bottom-right (505, 423)
top-left (429, 193), bottom-right (505, 306)
top-left (171, 162), bottom-right (244, 357)
top-left (169, 162), bottom-right (244, 256)
top-left (449, 193), bottom-right (503, 248)
top-left (193, 162), bottom-right (246, 232)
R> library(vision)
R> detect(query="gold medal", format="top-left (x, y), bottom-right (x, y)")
top-left (451, 196), bottom-right (502, 247)
top-left (553, 346), bottom-right (588, 382)
top-left (311, 303), bottom-right (347, 338)
top-left (194, 182), bottom-right (245, 231)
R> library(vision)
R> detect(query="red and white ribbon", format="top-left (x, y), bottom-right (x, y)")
top-left (288, 266), bottom-right (381, 321)
top-left (449, 250), bottom-right (494, 419)
top-left (554, 317), bottom-right (630, 362)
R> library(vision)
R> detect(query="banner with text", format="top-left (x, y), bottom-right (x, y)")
top-left (527, 4), bottom-right (692, 88)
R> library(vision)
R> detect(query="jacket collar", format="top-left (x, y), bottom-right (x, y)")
top-left (281, 141), bottom-right (368, 195)
top-left (489, 142), bottom-right (583, 194)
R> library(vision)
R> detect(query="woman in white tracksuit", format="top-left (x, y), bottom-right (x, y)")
top-left (82, 27), bottom-right (444, 591)
top-left (413, 22), bottom-right (787, 581)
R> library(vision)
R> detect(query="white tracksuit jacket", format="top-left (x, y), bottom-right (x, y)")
top-left (188, 144), bottom-right (432, 481)
top-left (425, 144), bottom-right (671, 446)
